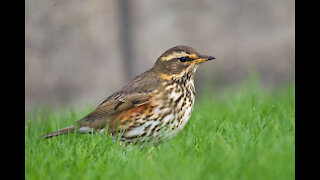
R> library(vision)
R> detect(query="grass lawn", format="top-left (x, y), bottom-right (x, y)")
top-left (25, 81), bottom-right (295, 180)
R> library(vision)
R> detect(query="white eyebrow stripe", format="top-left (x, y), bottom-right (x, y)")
top-left (160, 52), bottom-right (189, 61)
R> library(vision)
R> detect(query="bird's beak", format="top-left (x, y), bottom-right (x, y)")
top-left (193, 55), bottom-right (215, 64)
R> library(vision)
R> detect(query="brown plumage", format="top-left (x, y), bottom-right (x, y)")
top-left (41, 45), bottom-right (215, 143)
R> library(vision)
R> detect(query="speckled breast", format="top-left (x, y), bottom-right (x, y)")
top-left (121, 78), bottom-right (196, 143)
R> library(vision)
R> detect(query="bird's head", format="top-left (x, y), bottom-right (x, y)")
top-left (153, 45), bottom-right (215, 80)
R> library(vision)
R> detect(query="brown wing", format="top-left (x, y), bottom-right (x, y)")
top-left (80, 92), bottom-right (152, 121)
top-left (76, 69), bottom-right (161, 132)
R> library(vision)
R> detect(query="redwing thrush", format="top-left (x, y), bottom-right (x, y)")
top-left (41, 45), bottom-right (215, 143)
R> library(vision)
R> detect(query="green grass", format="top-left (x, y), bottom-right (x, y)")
top-left (25, 82), bottom-right (295, 180)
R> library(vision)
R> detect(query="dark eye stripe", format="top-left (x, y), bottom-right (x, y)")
top-left (178, 56), bottom-right (192, 62)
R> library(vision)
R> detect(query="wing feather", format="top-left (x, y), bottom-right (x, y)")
top-left (77, 69), bottom-right (160, 123)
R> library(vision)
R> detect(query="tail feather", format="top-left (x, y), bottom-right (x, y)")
top-left (40, 126), bottom-right (75, 138)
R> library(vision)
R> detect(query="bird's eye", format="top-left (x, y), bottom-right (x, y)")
top-left (178, 56), bottom-right (190, 62)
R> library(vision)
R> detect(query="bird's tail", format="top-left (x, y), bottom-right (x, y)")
top-left (39, 126), bottom-right (75, 138)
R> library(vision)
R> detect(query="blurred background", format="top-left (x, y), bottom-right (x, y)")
top-left (25, 0), bottom-right (295, 112)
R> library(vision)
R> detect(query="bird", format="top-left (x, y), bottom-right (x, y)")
top-left (41, 45), bottom-right (215, 144)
